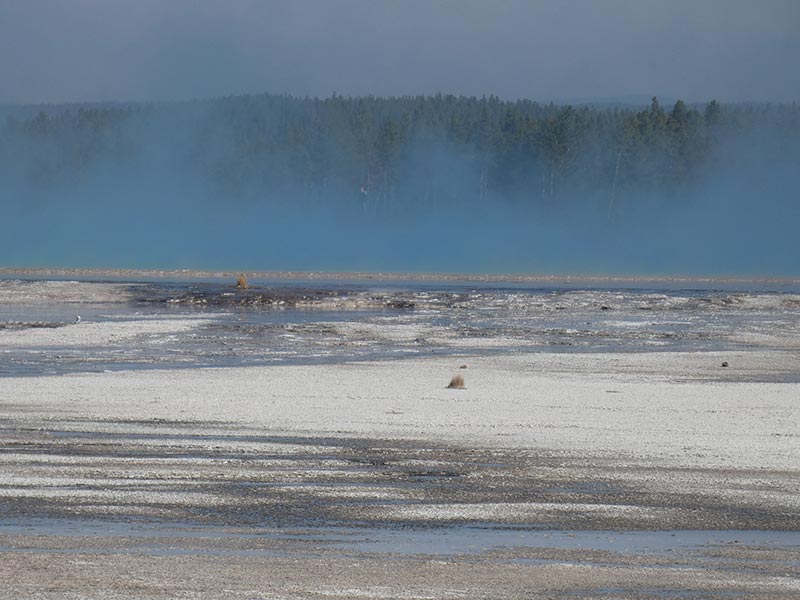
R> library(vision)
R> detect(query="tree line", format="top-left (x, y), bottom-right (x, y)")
top-left (3, 93), bottom-right (798, 214)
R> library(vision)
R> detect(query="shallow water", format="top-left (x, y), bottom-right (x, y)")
top-left (2, 518), bottom-right (798, 562)
top-left (2, 276), bottom-right (800, 376)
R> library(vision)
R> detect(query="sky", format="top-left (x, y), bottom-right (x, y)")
top-left (1, 0), bottom-right (798, 105)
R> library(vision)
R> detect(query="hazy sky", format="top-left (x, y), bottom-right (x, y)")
top-left (1, 0), bottom-right (798, 104)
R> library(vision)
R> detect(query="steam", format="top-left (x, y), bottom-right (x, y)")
top-left (1, 99), bottom-right (798, 276)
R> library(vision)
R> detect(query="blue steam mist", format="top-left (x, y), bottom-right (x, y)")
top-left (2, 104), bottom-right (799, 277)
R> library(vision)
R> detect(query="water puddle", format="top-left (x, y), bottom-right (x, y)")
top-left (1, 518), bottom-right (798, 560)
top-left (338, 526), bottom-right (800, 556)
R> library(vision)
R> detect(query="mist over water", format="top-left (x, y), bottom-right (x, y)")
top-left (2, 98), bottom-right (799, 277)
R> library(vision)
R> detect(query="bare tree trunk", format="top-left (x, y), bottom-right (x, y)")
top-left (608, 150), bottom-right (622, 219)
top-left (541, 170), bottom-right (546, 200)
top-left (479, 166), bottom-right (488, 201)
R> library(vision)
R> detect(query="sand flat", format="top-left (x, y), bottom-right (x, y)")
top-left (1, 350), bottom-right (799, 598)
top-left (2, 351), bottom-right (798, 469)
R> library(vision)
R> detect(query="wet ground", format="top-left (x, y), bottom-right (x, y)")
top-left (1, 275), bottom-right (799, 597)
top-left (0, 418), bottom-right (798, 598)
top-left (3, 277), bottom-right (800, 377)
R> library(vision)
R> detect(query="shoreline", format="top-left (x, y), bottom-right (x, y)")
top-left (3, 266), bottom-right (800, 287)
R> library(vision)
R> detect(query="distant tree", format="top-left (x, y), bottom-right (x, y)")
top-left (670, 100), bottom-right (689, 124)
top-left (704, 99), bottom-right (721, 126)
